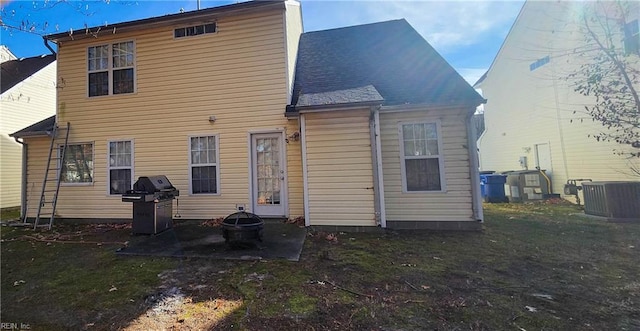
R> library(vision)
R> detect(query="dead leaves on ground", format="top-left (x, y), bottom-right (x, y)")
top-left (200, 217), bottom-right (224, 227)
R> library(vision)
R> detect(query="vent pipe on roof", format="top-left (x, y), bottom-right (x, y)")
top-left (197, 0), bottom-right (201, 10)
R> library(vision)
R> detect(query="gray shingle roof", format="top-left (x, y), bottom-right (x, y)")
top-left (296, 85), bottom-right (383, 107)
top-left (1, 54), bottom-right (55, 94)
top-left (10, 115), bottom-right (55, 138)
top-left (289, 19), bottom-right (484, 111)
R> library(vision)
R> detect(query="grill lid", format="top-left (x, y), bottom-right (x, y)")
top-left (132, 175), bottom-right (176, 193)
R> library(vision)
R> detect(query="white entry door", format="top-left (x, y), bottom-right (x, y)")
top-left (534, 143), bottom-right (552, 177)
top-left (251, 133), bottom-right (286, 216)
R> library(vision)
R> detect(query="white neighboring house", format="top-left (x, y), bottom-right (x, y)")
top-left (0, 45), bottom-right (17, 62)
top-left (1, 47), bottom-right (56, 209)
top-left (476, 1), bottom-right (640, 202)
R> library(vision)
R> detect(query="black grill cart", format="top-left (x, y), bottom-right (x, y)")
top-left (122, 175), bottom-right (179, 235)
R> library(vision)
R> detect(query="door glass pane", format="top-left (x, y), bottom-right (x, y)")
top-left (255, 136), bottom-right (280, 205)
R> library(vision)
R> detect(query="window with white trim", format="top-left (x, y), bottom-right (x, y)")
top-left (60, 143), bottom-right (94, 184)
top-left (88, 41), bottom-right (135, 97)
top-left (624, 19), bottom-right (639, 55)
top-left (174, 23), bottom-right (217, 38)
top-left (399, 122), bottom-right (444, 192)
top-left (108, 140), bottom-right (133, 195)
top-left (189, 135), bottom-right (219, 194)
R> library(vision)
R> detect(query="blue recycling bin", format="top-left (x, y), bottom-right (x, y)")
top-left (480, 174), bottom-right (508, 203)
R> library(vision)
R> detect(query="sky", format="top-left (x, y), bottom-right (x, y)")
top-left (0, 0), bottom-right (524, 85)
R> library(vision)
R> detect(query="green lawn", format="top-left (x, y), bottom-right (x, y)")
top-left (1, 202), bottom-right (639, 330)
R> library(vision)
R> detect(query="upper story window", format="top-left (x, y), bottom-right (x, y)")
top-left (87, 41), bottom-right (135, 97)
top-left (174, 23), bottom-right (217, 38)
top-left (624, 19), bottom-right (639, 55)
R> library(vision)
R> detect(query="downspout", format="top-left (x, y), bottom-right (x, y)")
top-left (369, 107), bottom-right (388, 227)
top-left (369, 109), bottom-right (381, 226)
top-left (13, 137), bottom-right (28, 222)
top-left (43, 37), bottom-right (56, 56)
top-left (300, 113), bottom-right (310, 226)
top-left (466, 111), bottom-right (484, 222)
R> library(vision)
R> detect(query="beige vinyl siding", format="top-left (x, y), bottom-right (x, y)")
top-left (24, 9), bottom-right (306, 220)
top-left (304, 109), bottom-right (376, 226)
top-left (23, 136), bottom-right (57, 219)
top-left (286, 119), bottom-right (304, 217)
top-left (478, 1), bottom-right (640, 202)
top-left (0, 61), bottom-right (56, 208)
top-left (380, 109), bottom-right (474, 222)
top-left (284, 1), bottom-right (303, 104)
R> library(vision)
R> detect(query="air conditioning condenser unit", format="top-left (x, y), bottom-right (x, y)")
top-left (582, 181), bottom-right (640, 221)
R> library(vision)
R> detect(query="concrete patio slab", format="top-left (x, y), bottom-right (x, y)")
top-left (116, 221), bottom-right (307, 261)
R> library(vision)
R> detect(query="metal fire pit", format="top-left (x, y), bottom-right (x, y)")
top-left (221, 212), bottom-right (264, 243)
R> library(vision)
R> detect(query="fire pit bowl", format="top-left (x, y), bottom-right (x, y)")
top-left (221, 212), bottom-right (264, 243)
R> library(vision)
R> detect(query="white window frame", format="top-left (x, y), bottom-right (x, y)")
top-left (59, 142), bottom-right (95, 186)
top-left (173, 22), bottom-right (217, 39)
top-left (398, 121), bottom-right (446, 193)
top-left (623, 19), bottom-right (639, 55)
top-left (87, 40), bottom-right (136, 97)
top-left (188, 134), bottom-right (221, 195)
top-left (107, 139), bottom-right (134, 196)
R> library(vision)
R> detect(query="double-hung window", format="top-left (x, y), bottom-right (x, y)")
top-left (399, 122), bottom-right (445, 192)
top-left (189, 135), bottom-right (219, 194)
top-left (88, 41), bottom-right (135, 97)
top-left (60, 143), bottom-right (94, 184)
top-left (108, 140), bottom-right (133, 195)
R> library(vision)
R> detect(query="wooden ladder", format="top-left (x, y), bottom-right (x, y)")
top-left (34, 122), bottom-right (70, 230)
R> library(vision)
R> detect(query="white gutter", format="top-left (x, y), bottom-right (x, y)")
top-left (300, 113), bottom-right (310, 226)
top-left (13, 137), bottom-right (28, 222)
top-left (466, 111), bottom-right (484, 222)
top-left (373, 108), bottom-right (387, 227)
top-left (380, 102), bottom-right (483, 113)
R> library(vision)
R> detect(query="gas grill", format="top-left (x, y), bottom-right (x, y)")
top-left (122, 175), bottom-right (179, 235)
